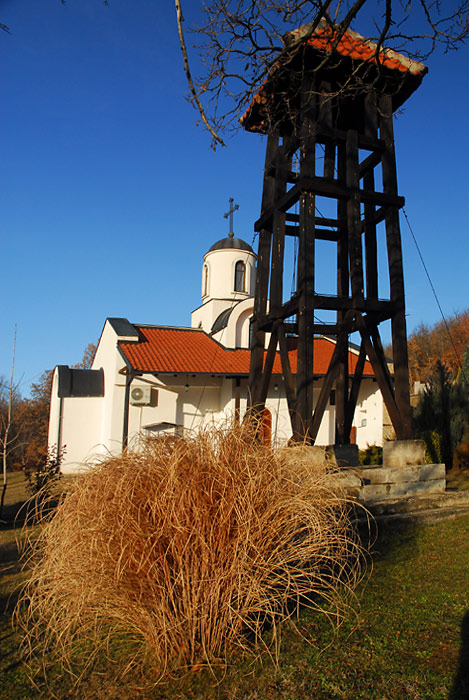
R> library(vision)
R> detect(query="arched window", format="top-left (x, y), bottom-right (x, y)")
top-left (202, 264), bottom-right (209, 297)
top-left (234, 261), bottom-right (245, 292)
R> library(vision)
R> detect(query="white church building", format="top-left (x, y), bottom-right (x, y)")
top-left (48, 230), bottom-right (384, 473)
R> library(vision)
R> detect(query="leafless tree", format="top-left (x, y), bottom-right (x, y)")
top-left (175, 0), bottom-right (469, 145)
top-left (0, 327), bottom-right (18, 520)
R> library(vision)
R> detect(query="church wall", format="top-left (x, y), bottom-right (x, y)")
top-left (192, 245), bottom-right (257, 335)
top-left (233, 376), bottom-right (383, 449)
top-left (354, 379), bottom-right (383, 448)
top-left (127, 377), bottom-right (179, 444)
top-left (235, 309), bottom-right (253, 348)
top-left (59, 396), bottom-right (103, 473)
top-left (48, 369), bottom-right (61, 455)
top-left (93, 321), bottom-right (130, 459)
top-left (181, 384), bottom-right (223, 433)
top-left (204, 248), bottom-right (256, 301)
top-left (191, 298), bottom-right (231, 334)
top-left (126, 375), bottom-right (224, 438)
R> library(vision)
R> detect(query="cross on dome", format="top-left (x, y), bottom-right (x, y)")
top-left (224, 197), bottom-right (239, 238)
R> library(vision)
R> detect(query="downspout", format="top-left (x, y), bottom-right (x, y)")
top-left (234, 377), bottom-right (241, 422)
top-left (117, 344), bottom-right (136, 452)
top-left (57, 396), bottom-right (63, 460)
top-left (122, 369), bottom-right (135, 451)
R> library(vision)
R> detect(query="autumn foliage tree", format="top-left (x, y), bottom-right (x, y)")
top-left (410, 313), bottom-right (469, 470)
top-left (407, 310), bottom-right (469, 385)
top-left (1, 343), bottom-right (97, 474)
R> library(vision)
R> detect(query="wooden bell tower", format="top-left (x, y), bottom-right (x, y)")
top-left (241, 20), bottom-right (427, 444)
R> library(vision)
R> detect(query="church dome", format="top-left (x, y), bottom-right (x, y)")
top-left (208, 233), bottom-right (254, 254)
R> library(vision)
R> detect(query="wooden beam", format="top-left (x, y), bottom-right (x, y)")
top-left (356, 312), bottom-right (403, 436)
top-left (344, 342), bottom-right (367, 438)
top-left (379, 94), bottom-right (412, 439)
top-left (313, 295), bottom-right (393, 313)
top-left (335, 141), bottom-right (349, 445)
top-left (310, 311), bottom-right (355, 442)
top-left (258, 325), bottom-right (279, 406)
top-left (285, 225), bottom-right (339, 242)
top-left (360, 206), bottom-right (387, 231)
top-left (295, 85), bottom-right (316, 439)
top-left (248, 133), bottom-right (278, 409)
top-left (255, 178), bottom-right (404, 231)
top-left (270, 137), bottom-right (293, 314)
top-left (314, 124), bottom-right (385, 152)
top-left (277, 322), bottom-right (297, 430)
top-left (359, 151), bottom-right (381, 178)
top-left (346, 129), bottom-right (364, 304)
top-left (319, 81), bottom-right (335, 179)
top-left (296, 175), bottom-right (405, 207)
top-left (363, 91), bottom-right (379, 301)
top-left (287, 213), bottom-right (338, 228)
top-left (254, 184), bottom-right (300, 231)
top-left (256, 295), bottom-right (393, 331)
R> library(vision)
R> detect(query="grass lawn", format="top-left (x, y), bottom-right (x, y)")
top-left (0, 472), bottom-right (468, 699)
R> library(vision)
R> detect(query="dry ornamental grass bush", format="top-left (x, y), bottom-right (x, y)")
top-left (18, 423), bottom-right (367, 685)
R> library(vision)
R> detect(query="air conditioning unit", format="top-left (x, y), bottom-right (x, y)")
top-left (130, 385), bottom-right (152, 406)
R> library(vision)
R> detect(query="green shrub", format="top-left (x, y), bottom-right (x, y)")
top-left (359, 445), bottom-right (382, 466)
top-left (453, 443), bottom-right (469, 471)
top-left (23, 446), bottom-right (63, 502)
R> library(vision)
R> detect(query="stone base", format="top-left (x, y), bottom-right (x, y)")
top-left (355, 463), bottom-right (445, 503)
top-left (383, 439), bottom-right (426, 467)
top-left (326, 444), bottom-right (359, 468)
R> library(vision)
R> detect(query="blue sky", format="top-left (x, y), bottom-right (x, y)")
top-left (2, 0), bottom-right (468, 395)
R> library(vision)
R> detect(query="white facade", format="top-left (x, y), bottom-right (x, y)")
top-left (49, 233), bottom-right (384, 474)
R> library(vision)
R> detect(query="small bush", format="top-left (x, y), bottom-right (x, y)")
top-left (420, 430), bottom-right (443, 465)
top-left (453, 443), bottom-right (469, 471)
top-left (18, 424), bottom-right (366, 685)
top-left (23, 445), bottom-right (63, 501)
top-left (359, 445), bottom-right (382, 466)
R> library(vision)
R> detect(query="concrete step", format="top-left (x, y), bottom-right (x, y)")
top-left (354, 490), bottom-right (469, 529)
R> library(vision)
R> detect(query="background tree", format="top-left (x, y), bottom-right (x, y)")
top-left (408, 309), bottom-right (469, 385)
top-left (413, 360), bottom-right (453, 468)
top-left (450, 345), bottom-right (469, 447)
top-left (0, 327), bottom-right (18, 518)
top-left (0, 341), bottom-right (97, 477)
top-left (19, 370), bottom-right (54, 475)
top-left (413, 350), bottom-right (469, 470)
top-left (19, 342), bottom-right (96, 473)
top-left (73, 342), bottom-right (97, 370)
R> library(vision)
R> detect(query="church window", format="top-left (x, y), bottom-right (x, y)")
top-left (203, 264), bottom-right (209, 297)
top-left (234, 261), bottom-right (245, 292)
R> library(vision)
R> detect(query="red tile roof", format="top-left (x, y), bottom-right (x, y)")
top-left (119, 325), bottom-right (374, 377)
top-left (241, 21), bottom-right (427, 132)
top-left (287, 23), bottom-right (426, 76)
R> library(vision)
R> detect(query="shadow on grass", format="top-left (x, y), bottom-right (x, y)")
top-left (449, 610), bottom-right (469, 700)
top-left (353, 500), bottom-right (419, 565)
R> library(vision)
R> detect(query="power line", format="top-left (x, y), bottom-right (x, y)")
top-left (402, 207), bottom-right (464, 377)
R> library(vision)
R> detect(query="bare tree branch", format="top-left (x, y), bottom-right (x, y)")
top-left (175, 0), bottom-right (226, 147)
top-left (175, 0), bottom-right (469, 141)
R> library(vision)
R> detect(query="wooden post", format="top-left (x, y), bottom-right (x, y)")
top-left (379, 94), bottom-right (412, 439)
top-left (248, 133), bottom-right (278, 411)
top-left (295, 85), bottom-right (316, 440)
top-left (247, 70), bottom-right (415, 445)
top-left (335, 141), bottom-right (349, 443)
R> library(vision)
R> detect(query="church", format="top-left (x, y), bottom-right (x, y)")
top-left (48, 224), bottom-right (384, 474)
